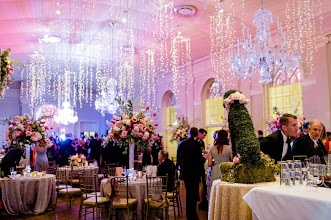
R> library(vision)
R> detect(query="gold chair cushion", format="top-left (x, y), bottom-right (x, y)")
top-left (162, 191), bottom-right (175, 199)
top-left (56, 185), bottom-right (72, 190)
top-left (59, 187), bottom-right (81, 194)
top-left (83, 197), bottom-right (108, 205)
top-left (144, 198), bottom-right (169, 209)
top-left (70, 179), bottom-right (80, 184)
top-left (111, 198), bottom-right (137, 208)
top-left (82, 192), bottom-right (102, 199)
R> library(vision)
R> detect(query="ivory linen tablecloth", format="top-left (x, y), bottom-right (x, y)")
top-left (57, 166), bottom-right (99, 177)
top-left (208, 180), bottom-right (277, 220)
top-left (243, 185), bottom-right (331, 220)
top-left (0, 174), bottom-right (56, 215)
top-left (101, 176), bottom-right (148, 220)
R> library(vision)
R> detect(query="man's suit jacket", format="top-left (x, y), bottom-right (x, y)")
top-left (260, 130), bottom-right (291, 163)
top-left (1, 147), bottom-right (23, 176)
top-left (177, 137), bottom-right (203, 180)
top-left (89, 138), bottom-right (101, 160)
top-left (158, 158), bottom-right (176, 192)
top-left (292, 134), bottom-right (326, 164)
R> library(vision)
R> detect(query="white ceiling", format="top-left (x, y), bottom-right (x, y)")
top-left (1, 0), bottom-right (331, 83)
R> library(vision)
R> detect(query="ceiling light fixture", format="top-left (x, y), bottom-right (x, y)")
top-left (56, 10), bottom-right (61, 15)
top-left (39, 35), bottom-right (61, 43)
top-left (174, 5), bottom-right (197, 16)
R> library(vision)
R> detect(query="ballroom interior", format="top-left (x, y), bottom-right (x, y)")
top-left (0, 0), bottom-right (331, 219)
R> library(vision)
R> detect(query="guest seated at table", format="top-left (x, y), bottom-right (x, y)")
top-left (292, 120), bottom-right (327, 163)
top-left (302, 121), bottom-right (310, 135)
top-left (1, 147), bottom-right (23, 176)
top-left (260, 113), bottom-right (299, 163)
top-left (206, 130), bottom-right (232, 199)
top-left (157, 150), bottom-right (175, 192)
top-left (320, 122), bottom-right (331, 154)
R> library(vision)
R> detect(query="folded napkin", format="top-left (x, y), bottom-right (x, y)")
top-left (115, 167), bottom-right (122, 176)
top-left (146, 165), bottom-right (157, 177)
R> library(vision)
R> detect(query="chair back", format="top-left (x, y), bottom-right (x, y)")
top-left (110, 176), bottom-right (129, 204)
top-left (79, 174), bottom-right (98, 195)
top-left (56, 168), bottom-right (68, 186)
top-left (47, 166), bottom-right (56, 174)
top-left (146, 175), bottom-right (168, 204)
top-left (105, 167), bottom-right (116, 177)
top-left (105, 162), bottom-right (119, 168)
top-left (69, 165), bottom-right (80, 185)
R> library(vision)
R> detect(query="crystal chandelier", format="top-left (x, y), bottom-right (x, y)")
top-left (54, 101), bottom-right (78, 125)
top-left (230, 1), bottom-right (301, 84)
top-left (95, 78), bottom-right (119, 116)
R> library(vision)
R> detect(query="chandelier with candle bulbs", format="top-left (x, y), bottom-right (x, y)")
top-left (54, 101), bottom-right (78, 125)
top-left (230, 1), bottom-right (301, 84)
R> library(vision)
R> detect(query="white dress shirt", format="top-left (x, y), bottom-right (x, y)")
top-left (281, 131), bottom-right (289, 160)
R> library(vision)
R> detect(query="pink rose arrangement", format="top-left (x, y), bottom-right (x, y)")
top-left (223, 91), bottom-right (249, 110)
top-left (69, 154), bottom-right (86, 166)
top-left (170, 117), bottom-right (190, 143)
top-left (5, 113), bottom-right (53, 150)
top-left (106, 98), bottom-right (159, 150)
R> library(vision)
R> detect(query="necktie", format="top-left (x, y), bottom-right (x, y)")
top-left (286, 137), bottom-right (291, 160)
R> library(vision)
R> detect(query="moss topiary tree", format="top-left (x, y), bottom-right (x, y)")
top-left (223, 90), bottom-right (261, 164)
top-left (221, 90), bottom-right (277, 184)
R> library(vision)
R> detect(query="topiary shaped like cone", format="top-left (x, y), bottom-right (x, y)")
top-left (224, 90), bottom-right (260, 164)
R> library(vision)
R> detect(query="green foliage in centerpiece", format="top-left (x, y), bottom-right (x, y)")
top-left (221, 90), bottom-right (278, 183)
top-left (220, 153), bottom-right (278, 184)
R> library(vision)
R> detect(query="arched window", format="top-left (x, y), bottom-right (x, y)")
top-left (201, 79), bottom-right (225, 148)
top-left (35, 104), bottom-right (59, 129)
top-left (161, 91), bottom-right (177, 159)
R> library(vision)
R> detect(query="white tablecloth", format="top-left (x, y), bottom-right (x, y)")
top-left (0, 174), bottom-right (56, 215)
top-left (243, 185), bottom-right (331, 220)
top-left (57, 166), bottom-right (99, 177)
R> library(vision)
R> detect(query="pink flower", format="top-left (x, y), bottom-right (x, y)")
top-left (142, 136), bottom-right (148, 141)
top-left (138, 124), bottom-right (144, 130)
top-left (131, 116), bottom-right (138, 123)
top-left (233, 156), bottom-right (240, 164)
top-left (120, 131), bottom-right (128, 138)
top-left (109, 133), bottom-right (114, 138)
top-left (138, 133), bottom-right (143, 138)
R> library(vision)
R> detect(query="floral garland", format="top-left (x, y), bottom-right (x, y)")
top-left (223, 91), bottom-right (249, 110)
top-left (106, 98), bottom-right (158, 151)
top-left (5, 113), bottom-right (53, 150)
top-left (170, 117), bottom-right (190, 143)
top-left (0, 49), bottom-right (15, 99)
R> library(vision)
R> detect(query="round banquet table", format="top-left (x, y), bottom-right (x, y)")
top-left (208, 179), bottom-right (278, 220)
top-left (101, 176), bottom-right (151, 220)
top-left (57, 166), bottom-right (99, 177)
top-left (0, 174), bottom-right (56, 215)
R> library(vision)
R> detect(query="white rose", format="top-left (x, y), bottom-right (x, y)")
top-left (34, 132), bottom-right (42, 140)
top-left (17, 123), bottom-right (24, 131)
top-left (144, 132), bottom-right (150, 137)
top-left (113, 126), bottom-right (121, 132)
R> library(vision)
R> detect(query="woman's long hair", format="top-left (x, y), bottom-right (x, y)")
top-left (213, 130), bottom-right (229, 154)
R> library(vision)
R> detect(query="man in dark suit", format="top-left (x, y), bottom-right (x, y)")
top-left (89, 133), bottom-right (101, 167)
top-left (60, 134), bottom-right (72, 166)
top-left (292, 120), bottom-right (327, 163)
top-left (260, 113), bottom-right (299, 163)
top-left (257, 130), bottom-right (264, 141)
top-left (1, 147), bottom-right (23, 176)
top-left (197, 128), bottom-right (208, 210)
top-left (157, 150), bottom-right (175, 192)
top-left (177, 127), bottom-right (204, 220)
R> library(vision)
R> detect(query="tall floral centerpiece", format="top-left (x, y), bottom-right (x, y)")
top-left (170, 117), bottom-right (190, 143)
top-left (221, 90), bottom-right (278, 183)
top-left (0, 49), bottom-right (15, 99)
top-left (107, 98), bottom-right (158, 169)
top-left (5, 114), bottom-right (53, 165)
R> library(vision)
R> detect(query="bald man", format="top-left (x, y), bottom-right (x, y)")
top-left (292, 120), bottom-right (327, 164)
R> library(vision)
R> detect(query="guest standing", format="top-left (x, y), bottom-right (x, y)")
top-left (157, 150), bottom-right (175, 192)
top-left (177, 127), bottom-right (204, 220)
top-left (89, 133), bottom-right (101, 167)
top-left (151, 136), bottom-right (163, 166)
top-left (60, 134), bottom-right (72, 166)
top-left (35, 143), bottom-right (52, 171)
top-left (260, 113), bottom-right (299, 163)
top-left (197, 128), bottom-right (208, 210)
top-left (206, 130), bottom-right (232, 199)
top-left (320, 123), bottom-right (331, 153)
